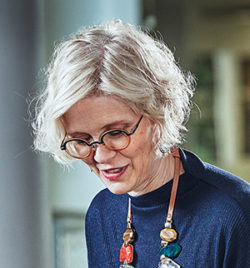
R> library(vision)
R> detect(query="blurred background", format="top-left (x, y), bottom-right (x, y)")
top-left (0, 0), bottom-right (249, 267)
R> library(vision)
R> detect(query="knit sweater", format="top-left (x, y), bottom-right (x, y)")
top-left (85, 149), bottom-right (250, 268)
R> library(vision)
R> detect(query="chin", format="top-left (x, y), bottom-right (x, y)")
top-left (106, 184), bottom-right (130, 195)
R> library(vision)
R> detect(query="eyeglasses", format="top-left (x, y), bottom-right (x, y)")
top-left (60, 115), bottom-right (143, 159)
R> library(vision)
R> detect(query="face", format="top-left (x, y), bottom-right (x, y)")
top-left (62, 95), bottom-right (166, 196)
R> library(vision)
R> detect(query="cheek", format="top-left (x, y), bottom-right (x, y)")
top-left (124, 126), bottom-right (155, 159)
top-left (81, 154), bottom-right (93, 165)
top-left (81, 155), bottom-right (97, 170)
top-left (125, 138), bottom-right (155, 168)
top-left (133, 136), bottom-right (154, 155)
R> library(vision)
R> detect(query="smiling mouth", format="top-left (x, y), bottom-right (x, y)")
top-left (105, 168), bottom-right (123, 173)
top-left (101, 166), bottom-right (128, 180)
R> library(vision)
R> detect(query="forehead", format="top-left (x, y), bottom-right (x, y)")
top-left (62, 95), bottom-right (138, 133)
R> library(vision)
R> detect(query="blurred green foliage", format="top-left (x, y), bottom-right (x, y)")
top-left (184, 56), bottom-right (216, 163)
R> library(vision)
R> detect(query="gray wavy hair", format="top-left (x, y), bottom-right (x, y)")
top-left (33, 20), bottom-right (195, 165)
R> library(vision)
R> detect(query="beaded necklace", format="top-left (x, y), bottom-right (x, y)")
top-left (119, 148), bottom-right (182, 268)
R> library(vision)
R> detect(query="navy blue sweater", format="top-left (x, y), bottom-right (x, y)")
top-left (85, 149), bottom-right (250, 267)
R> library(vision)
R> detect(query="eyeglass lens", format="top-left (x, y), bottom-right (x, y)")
top-left (65, 130), bottom-right (130, 158)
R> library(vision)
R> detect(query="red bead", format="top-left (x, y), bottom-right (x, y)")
top-left (120, 244), bottom-right (133, 263)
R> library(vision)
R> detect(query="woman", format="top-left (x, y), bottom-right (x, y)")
top-left (33, 21), bottom-right (250, 267)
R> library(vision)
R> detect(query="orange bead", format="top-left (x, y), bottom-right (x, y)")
top-left (120, 244), bottom-right (133, 263)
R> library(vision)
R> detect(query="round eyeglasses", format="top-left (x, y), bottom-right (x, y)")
top-left (60, 115), bottom-right (143, 159)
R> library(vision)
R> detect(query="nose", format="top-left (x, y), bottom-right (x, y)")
top-left (93, 143), bottom-right (116, 163)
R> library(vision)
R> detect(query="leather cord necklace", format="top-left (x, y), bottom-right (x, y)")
top-left (119, 147), bottom-right (182, 268)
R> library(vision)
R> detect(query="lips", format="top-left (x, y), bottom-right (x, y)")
top-left (101, 165), bottom-right (128, 180)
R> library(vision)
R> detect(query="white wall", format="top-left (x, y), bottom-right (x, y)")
top-left (0, 0), bottom-right (52, 267)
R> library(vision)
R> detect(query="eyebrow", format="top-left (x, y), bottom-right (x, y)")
top-left (67, 119), bottom-right (132, 138)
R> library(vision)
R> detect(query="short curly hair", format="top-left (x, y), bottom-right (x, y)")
top-left (33, 20), bottom-right (195, 165)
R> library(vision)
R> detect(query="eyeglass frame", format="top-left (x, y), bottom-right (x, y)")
top-left (60, 115), bottom-right (144, 159)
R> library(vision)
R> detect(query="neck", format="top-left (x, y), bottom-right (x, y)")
top-left (129, 153), bottom-right (183, 197)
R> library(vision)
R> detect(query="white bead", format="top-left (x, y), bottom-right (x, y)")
top-left (161, 240), bottom-right (169, 247)
top-left (158, 257), bottom-right (181, 268)
top-left (164, 222), bottom-right (172, 228)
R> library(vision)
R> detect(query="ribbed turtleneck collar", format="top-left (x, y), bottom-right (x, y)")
top-left (125, 148), bottom-right (202, 208)
top-left (127, 172), bottom-right (196, 208)
top-left (128, 177), bottom-right (173, 207)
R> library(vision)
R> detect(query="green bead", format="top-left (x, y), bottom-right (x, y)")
top-left (160, 243), bottom-right (182, 258)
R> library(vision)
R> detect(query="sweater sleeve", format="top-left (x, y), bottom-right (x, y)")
top-left (221, 210), bottom-right (250, 268)
top-left (85, 207), bottom-right (94, 267)
top-left (85, 189), bottom-right (117, 268)
top-left (85, 196), bottom-right (109, 268)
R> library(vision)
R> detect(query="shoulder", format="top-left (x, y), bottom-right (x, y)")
top-left (85, 188), bottom-right (127, 222)
top-left (180, 149), bottom-right (250, 260)
top-left (85, 190), bottom-right (127, 266)
top-left (180, 148), bottom-right (250, 217)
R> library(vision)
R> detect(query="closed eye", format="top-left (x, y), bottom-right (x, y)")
top-left (75, 139), bottom-right (86, 145)
top-left (108, 130), bottom-right (124, 136)
top-left (71, 135), bottom-right (92, 143)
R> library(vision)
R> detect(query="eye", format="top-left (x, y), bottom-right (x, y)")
top-left (108, 130), bottom-right (124, 137)
top-left (75, 139), bottom-right (86, 145)
top-left (84, 137), bottom-right (92, 143)
top-left (75, 135), bottom-right (92, 143)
